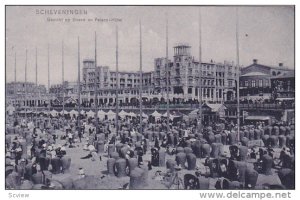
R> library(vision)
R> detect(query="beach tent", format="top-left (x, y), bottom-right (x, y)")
top-left (128, 112), bottom-right (137, 118)
top-left (60, 110), bottom-right (69, 115)
top-left (86, 110), bottom-right (95, 118)
top-left (142, 112), bottom-right (148, 118)
top-left (38, 110), bottom-right (49, 116)
top-left (188, 109), bottom-right (199, 119)
top-left (119, 110), bottom-right (129, 118)
top-left (50, 110), bottom-right (58, 116)
top-left (6, 105), bottom-right (15, 115)
top-left (107, 110), bottom-right (116, 120)
top-left (80, 110), bottom-right (86, 115)
top-left (151, 110), bottom-right (162, 118)
top-left (97, 110), bottom-right (107, 120)
top-left (162, 112), bottom-right (175, 120)
top-left (69, 110), bottom-right (79, 116)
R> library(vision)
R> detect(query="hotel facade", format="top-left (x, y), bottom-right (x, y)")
top-left (80, 44), bottom-right (238, 106)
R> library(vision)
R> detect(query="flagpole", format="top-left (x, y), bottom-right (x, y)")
top-left (62, 40), bottom-right (65, 127)
top-left (94, 31), bottom-right (99, 132)
top-left (235, 7), bottom-right (240, 141)
top-left (115, 25), bottom-right (119, 136)
top-left (25, 49), bottom-right (27, 120)
top-left (14, 50), bottom-right (16, 94)
top-left (166, 13), bottom-right (170, 133)
top-left (198, 8), bottom-right (203, 133)
top-left (14, 48), bottom-right (16, 119)
top-left (139, 20), bottom-right (143, 135)
top-left (35, 47), bottom-right (38, 125)
top-left (13, 48), bottom-right (17, 120)
top-left (48, 44), bottom-right (51, 121)
top-left (78, 37), bottom-right (81, 125)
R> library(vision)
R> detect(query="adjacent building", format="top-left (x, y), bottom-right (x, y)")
top-left (271, 71), bottom-right (295, 100)
top-left (6, 82), bottom-right (53, 107)
top-left (81, 59), bottom-right (155, 106)
top-left (239, 59), bottom-right (293, 101)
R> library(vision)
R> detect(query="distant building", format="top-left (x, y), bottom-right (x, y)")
top-left (271, 71), bottom-right (295, 100)
top-left (49, 81), bottom-right (80, 106)
top-left (50, 81), bottom-right (80, 97)
top-left (81, 59), bottom-right (155, 106)
top-left (239, 59), bottom-right (293, 101)
top-left (6, 82), bottom-right (53, 107)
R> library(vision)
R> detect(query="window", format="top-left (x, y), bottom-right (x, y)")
top-left (251, 80), bottom-right (256, 87)
top-left (188, 88), bottom-right (192, 94)
top-left (245, 81), bottom-right (248, 87)
top-left (259, 80), bottom-right (263, 87)
top-left (265, 80), bottom-right (269, 87)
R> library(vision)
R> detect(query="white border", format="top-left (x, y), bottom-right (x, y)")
top-left (0, 1), bottom-right (298, 200)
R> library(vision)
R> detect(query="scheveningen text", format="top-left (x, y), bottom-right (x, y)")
top-left (36, 9), bottom-right (88, 15)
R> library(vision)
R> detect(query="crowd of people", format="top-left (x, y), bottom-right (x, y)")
top-left (5, 111), bottom-right (295, 189)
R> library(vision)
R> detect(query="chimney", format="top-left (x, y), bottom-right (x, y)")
top-left (253, 59), bottom-right (258, 64)
top-left (279, 63), bottom-right (283, 67)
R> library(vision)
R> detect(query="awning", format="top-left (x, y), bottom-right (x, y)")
top-left (276, 97), bottom-right (295, 101)
top-left (205, 103), bottom-right (226, 112)
top-left (245, 116), bottom-right (270, 121)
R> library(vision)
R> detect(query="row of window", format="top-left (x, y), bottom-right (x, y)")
top-left (243, 79), bottom-right (269, 87)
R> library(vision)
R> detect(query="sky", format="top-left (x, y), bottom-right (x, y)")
top-left (6, 6), bottom-right (294, 87)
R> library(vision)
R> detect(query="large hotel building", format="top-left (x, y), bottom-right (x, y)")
top-left (80, 44), bottom-right (237, 106)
